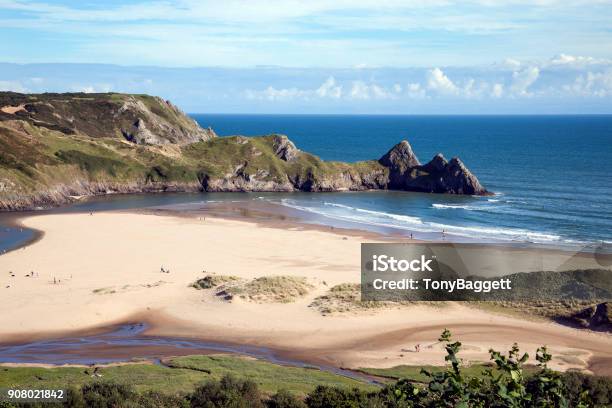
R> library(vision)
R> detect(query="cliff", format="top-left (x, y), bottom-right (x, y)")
top-left (0, 92), bottom-right (488, 211)
top-left (0, 92), bottom-right (216, 144)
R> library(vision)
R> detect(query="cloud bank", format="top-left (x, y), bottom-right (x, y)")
top-left (1, 54), bottom-right (611, 113)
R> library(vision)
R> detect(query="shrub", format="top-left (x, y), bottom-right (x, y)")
top-left (188, 374), bottom-right (264, 408)
top-left (559, 371), bottom-right (612, 407)
top-left (305, 386), bottom-right (369, 408)
top-left (266, 389), bottom-right (307, 408)
top-left (191, 274), bottom-right (239, 290)
top-left (81, 381), bottom-right (136, 407)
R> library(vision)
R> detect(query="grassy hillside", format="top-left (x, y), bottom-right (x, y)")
top-left (0, 116), bottom-right (385, 210)
top-left (0, 92), bottom-right (386, 210)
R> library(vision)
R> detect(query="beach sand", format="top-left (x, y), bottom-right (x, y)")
top-left (1, 211), bottom-right (610, 375)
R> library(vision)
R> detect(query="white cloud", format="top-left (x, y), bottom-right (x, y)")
top-left (245, 77), bottom-right (344, 101)
top-left (4, 0), bottom-right (612, 69)
top-left (371, 84), bottom-right (395, 99)
top-left (548, 54), bottom-right (611, 67)
top-left (501, 58), bottom-right (522, 69)
top-left (3, 53), bottom-right (612, 113)
top-left (425, 68), bottom-right (491, 98)
top-left (564, 70), bottom-right (612, 97)
top-left (407, 82), bottom-right (427, 99)
top-left (347, 81), bottom-right (398, 100)
top-left (246, 77), bottom-right (400, 101)
top-left (316, 76), bottom-right (342, 99)
top-left (462, 78), bottom-right (477, 98)
top-left (491, 83), bottom-right (504, 98)
top-left (71, 84), bottom-right (113, 93)
top-left (245, 86), bottom-right (307, 101)
top-left (350, 81), bottom-right (370, 100)
top-left (0, 80), bottom-right (27, 92)
top-left (426, 68), bottom-right (458, 95)
top-left (510, 67), bottom-right (540, 95)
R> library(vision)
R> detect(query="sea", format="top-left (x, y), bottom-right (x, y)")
top-left (0, 115), bottom-right (610, 252)
top-left (192, 114), bottom-right (612, 246)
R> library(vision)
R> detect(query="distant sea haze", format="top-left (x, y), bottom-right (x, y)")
top-left (192, 114), bottom-right (612, 245)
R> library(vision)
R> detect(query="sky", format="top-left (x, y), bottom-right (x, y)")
top-left (1, 0), bottom-right (612, 113)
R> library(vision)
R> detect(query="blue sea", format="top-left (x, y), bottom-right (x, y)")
top-left (191, 114), bottom-right (612, 245)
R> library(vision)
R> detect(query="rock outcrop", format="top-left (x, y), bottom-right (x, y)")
top-left (0, 92), bottom-right (489, 211)
top-left (272, 134), bottom-right (299, 161)
top-left (378, 141), bottom-right (487, 195)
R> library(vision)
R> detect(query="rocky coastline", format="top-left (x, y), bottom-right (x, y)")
top-left (1, 92), bottom-right (489, 211)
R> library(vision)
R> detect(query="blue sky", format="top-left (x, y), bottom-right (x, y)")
top-left (1, 0), bottom-right (612, 113)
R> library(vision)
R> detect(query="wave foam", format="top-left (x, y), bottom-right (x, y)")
top-left (279, 199), bottom-right (562, 243)
top-left (432, 203), bottom-right (479, 210)
top-left (324, 202), bottom-right (423, 224)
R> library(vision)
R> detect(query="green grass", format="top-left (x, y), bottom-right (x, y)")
top-left (357, 364), bottom-right (491, 383)
top-left (466, 299), bottom-right (609, 324)
top-left (191, 274), bottom-right (241, 289)
top-left (167, 355), bottom-right (375, 395)
top-left (308, 283), bottom-right (437, 314)
top-left (0, 363), bottom-right (205, 395)
top-left (228, 275), bottom-right (314, 303)
top-left (0, 354), bottom-right (374, 397)
top-left (358, 363), bottom-right (541, 383)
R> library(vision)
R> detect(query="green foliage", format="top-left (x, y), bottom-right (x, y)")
top-left (559, 371), bottom-right (612, 407)
top-left (188, 374), bottom-right (264, 408)
top-left (191, 274), bottom-right (240, 289)
top-left (304, 386), bottom-right (369, 408)
top-left (2, 333), bottom-right (609, 407)
top-left (55, 150), bottom-right (128, 177)
top-left (79, 381), bottom-right (136, 407)
top-left (266, 390), bottom-right (307, 408)
top-left (376, 379), bottom-right (428, 407)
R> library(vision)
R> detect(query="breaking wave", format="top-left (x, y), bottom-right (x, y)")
top-left (278, 199), bottom-right (562, 243)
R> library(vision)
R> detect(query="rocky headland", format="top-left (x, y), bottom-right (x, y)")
top-left (0, 92), bottom-right (488, 211)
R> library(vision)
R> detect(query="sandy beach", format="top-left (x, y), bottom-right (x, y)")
top-left (1, 211), bottom-right (611, 375)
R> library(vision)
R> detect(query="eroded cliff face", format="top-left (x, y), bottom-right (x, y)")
top-left (0, 92), bottom-right (488, 211)
top-left (379, 141), bottom-right (487, 195)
